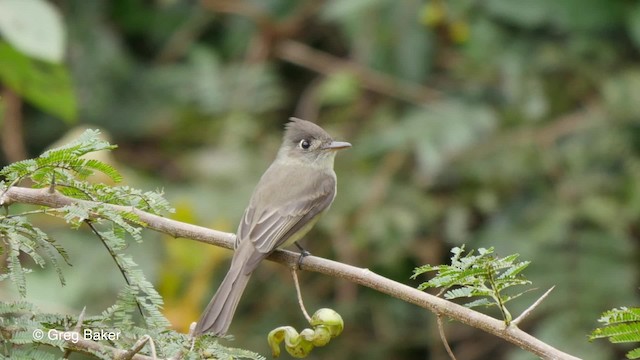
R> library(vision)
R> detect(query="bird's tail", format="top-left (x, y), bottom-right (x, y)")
top-left (193, 262), bottom-right (252, 336)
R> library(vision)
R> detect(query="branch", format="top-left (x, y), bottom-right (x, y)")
top-left (154, 10), bottom-right (214, 64)
top-left (0, 186), bottom-right (235, 248)
top-left (46, 329), bottom-right (157, 360)
top-left (437, 315), bottom-right (458, 360)
top-left (63, 306), bottom-right (85, 359)
top-left (0, 187), bottom-right (580, 360)
top-left (1, 87), bottom-right (27, 162)
top-left (291, 268), bottom-right (311, 323)
top-left (275, 40), bottom-right (441, 105)
top-left (512, 286), bottom-right (555, 327)
top-left (199, 0), bottom-right (441, 105)
top-left (452, 104), bottom-right (603, 163)
top-left (121, 335), bottom-right (155, 360)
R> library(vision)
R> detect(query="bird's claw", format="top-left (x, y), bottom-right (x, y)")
top-left (295, 242), bottom-right (311, 270)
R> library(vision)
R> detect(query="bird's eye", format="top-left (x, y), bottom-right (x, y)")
top-left (299, 139), bottom-right (311, 149)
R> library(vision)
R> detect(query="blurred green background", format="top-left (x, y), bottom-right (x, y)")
top-left (2, 0), bottom-right (640, 359)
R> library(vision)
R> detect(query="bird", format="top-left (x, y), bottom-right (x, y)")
top-left (194, 117), bottom-right (351, 336)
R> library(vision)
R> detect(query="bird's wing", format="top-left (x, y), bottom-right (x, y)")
top-left (236, 174), bottom-right (336, 271)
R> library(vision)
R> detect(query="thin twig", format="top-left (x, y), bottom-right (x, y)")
top-left (154, 10), bottom-right (214, 64)
top-left (84, 220), bottom-right (145, 319)
top-left (63, 306), bottom-right (87, 359)
top-left (275, 40), bottom-right (441, 105)
top-left (42, 329), bottom-right (158, 360)
top-left (291, 268), bottom-right (312, 323)
top-left (168, 324), bottom-right (195, 360)
top-left (1, 208), bottom-right (53, 218)
top-left (487, 266), bottom-right (512, 325)
top-left (512, 286), bottom-right (555, 327)
top-left (451, 105), bottom-right (602, 166)
top-left (74, 306), bottom-right (87, 332)
top-left (189, 322), bottom-right (197, 353)
top-left (437, 315), bottom-right (458, 360)
top-left (48, 173), bottom-right (56, 194)
top-left (147, 336), bottom-right (158, 360)
top-left (121, 335), bottom-right (151, 360)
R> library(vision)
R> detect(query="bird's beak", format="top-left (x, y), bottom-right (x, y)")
top-left (324, 141), bottom-right (352, 151)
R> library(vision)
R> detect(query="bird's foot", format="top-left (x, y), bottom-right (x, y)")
top-left (295, 242), bottom-right (311, 270)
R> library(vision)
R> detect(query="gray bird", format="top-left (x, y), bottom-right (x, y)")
top-left (194, 118), bottom-right (351, 336)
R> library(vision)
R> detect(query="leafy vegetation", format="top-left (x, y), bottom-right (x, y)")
top-left (0, 131), bottom-right (261, 359)
top-left (1, 0), bottom-right (640, 359)
top-left (591, 307), bottom-right (640, 359)
top-left (413, 246), bottom-right (531, 324)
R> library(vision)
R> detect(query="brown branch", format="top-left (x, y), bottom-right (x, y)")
top-left (121, 335), bottom-right (154, 360)
top-left (155, 11), bottom-right (214, 64)
top-left (199, 0), bottom-right (324, 40)
top-left (1, 87), bottom-right (27, 162)
top-left (46, 329), bottom-right (157, 360)
top-left (200, 0), bottom-right (273, 31)
top-left (291, 268), bottom-right (312, 323)
top-left (437, 315), bottom-right (458, 360)
top-left (0, 186), bottom-right (580, 360)
top-left (199, 0), bottom-right (440, 105)
top-left (512, 286), bottom-right (555, 327)
top-left (275, 40), bottom-right (441, 104)
top-left (0, 186), bottom-right (235, 248)
top-left (453, 104), bottom-right (603, 163)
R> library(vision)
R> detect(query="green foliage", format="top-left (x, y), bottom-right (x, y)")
top-left (412, 246), bottom-right (531, 324)
top-left (0, 215), bottom-right (69, 296)
top-left (1, 129), bottom-right (119, 186)
top-left (0, 0), bottom-right (66, 63)
top-left (3, 0), bottom-right (640, 358)
top-left (0, 300), bottom-right (265, 360)
top-left (0, 41), bottom-right (76, 122)
top-left (0, 0), bottom-right (73, 121)
top-left (591, 307), bottom-right (640, 359)
top-left (0, 131), bottom-right (262, 359)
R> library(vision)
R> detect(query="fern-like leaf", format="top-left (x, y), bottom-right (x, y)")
top-left (628, 348), bottom-right (640, 359)
top-left (413, 245), bottom-right (533, 324)
top-left (591, 307), bottom-right (640, 359)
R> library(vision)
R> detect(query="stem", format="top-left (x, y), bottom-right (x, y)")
top-left (437, 315), bottom-right (458, 360)
top-left (486, 265), bottom-right (511, 325)
top-left (512, 286), bottom-right (555, 326)
top-left (84, 220), bottom-right (145, 319)
top-left (291, 268), bottom-right (312, 323)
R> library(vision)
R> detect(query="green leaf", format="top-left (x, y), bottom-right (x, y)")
top-left (592, 322), bottom-right (640, 343)
top-left (464, 298), bottom-right (493, 308)
top-left (4, 235), bottom-right (29, 296)
top-left (628, 348), bottom-right (640, 359)
top-left (0, 41), bottom-right (76, 122)
top-left (0, 129), bottom-right (120, 187)
top-left (0, 0), bottom-right (65, 62)
top-left (413, 246), bottom-right (533, 323)
top-left (591, 307), bottom-right (640, 358)
top-left (599, 307), bottom-right (640, 324)
top-left (497, 261), bottom-right (530, 279)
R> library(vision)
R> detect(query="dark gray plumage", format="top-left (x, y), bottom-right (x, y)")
top-left (194, 118), bottom-right (350, 336)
